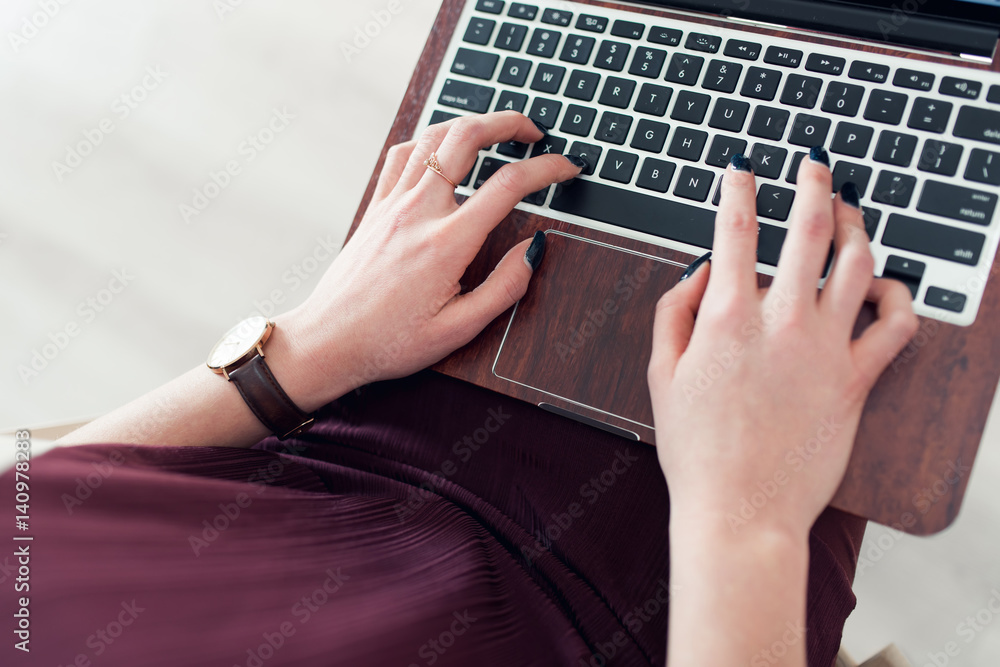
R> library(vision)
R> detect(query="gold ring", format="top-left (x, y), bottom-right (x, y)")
top-left (424, 152), bottom-right (458, 188)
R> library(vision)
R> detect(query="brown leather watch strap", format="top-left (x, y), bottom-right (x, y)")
top-left (228, 355), bottom-right (314, 440)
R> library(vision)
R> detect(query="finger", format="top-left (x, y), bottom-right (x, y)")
top-left (851, 278), bottom-right (920, 387)
top-left (453, 153), bottom-right (583, 246)
top-left (416, 112), bottom-right (546, 195)
top-left (394, 118), bottom-right (460, 192)
top-left (820, 183), bottom-right (876, 332)
top-left (771, 147), bottom-right (835, 303)
top-left (434, 232), bottom-right (543, 349)
top-left (648, 257), bottom-right (711, 385)
top-left (707, 155), bottom-right (760, 302)
top-left (373, 140), bottom-right (417, 202)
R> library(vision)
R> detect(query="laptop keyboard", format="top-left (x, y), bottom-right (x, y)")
top-left (419, 0), bottom-right (1000, 325)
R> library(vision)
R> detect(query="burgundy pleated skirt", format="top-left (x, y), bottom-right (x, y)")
top-left (9, 371), bottom-right (865, 666)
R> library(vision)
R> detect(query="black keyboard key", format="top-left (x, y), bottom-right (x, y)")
top-left (785, 151), bottom-right (807, 183)
top-left (494, 90), bottom-right (527, 113)
top-left (675, 166), bottom-right (715, 202)
top-left (439, 79), bottom-right (495, 113)
top-left (611, 20), bottom-right (645, 40)
top-left (560, 104), bottom-right (597, 136)
top-left (764, 46), bottom-right (802, 68)
top-left (864, 91), bottom-right (909, 125)
top-left (497, 140), bottom-right (530, 159)
top-left (748, 143), bottom-right (787, 179)
top-left (907, 98), bottom-right (952, 133)
top-left (702, 59), bottom-right (743, 93)
top-left (541, 9), bottom-right (572, 26)
top-left (805, 54), bottom-right (845, 75)
top-left (863, 207), bottom-right (882, 240)
top-left (498, 57), bottom-right (532, 87)
top-left (787, 114), bottom-right (831, 147)
top-left (830, 122), bottom-right (873, 157)
top-left (477, 0), bottom-right (504, 14)
top-left (781, 74), bottom-right (823, 108)
top-left (599, 76), bottom-right (636, 108)
top-left (668, 127), bottom-right (708, 161)
top-left (724, 39), bottom-right (761, 61)
top-left (709, 99), bottom-right (750, 132)
top-left (882, 255), bottom-right (925, 298)
top-left (831, 162), bottom-right (873, 197)
top-left (559, 35), bottom-right (596, 64)
top-left (940, 76), bottom-right (981, 100)
top-left (671, 90), bottom-right (711, 124)
top-left (747, 106), bottom-right (790, 140)
top-left (821, 82), bottom-right (865, 117)
top-left (522, 186), bottom-right (550, 206)
top-left (706, 135), bottom-right (747, 168)
top-left (527, 97), bottom-right (562, 128)
top-left (636, 158), bottom-right (676, 192)
top-left (529, 135), bottom-right (567, 157)
top-left (576, 14), bottom-right (608, 33)
top-left (452, 48), bottom-right (499, 80)
top-left (925, 287), bottom-right (967, 313)
top-left (757, 184), bottom-right (796, 221)
top-left (894, 69), bottom-right (934, 92)
top-left (530, 64), bottom-right (566, 94)
top-left (849, 61), bottom-right (889, 84)
top-left (566, 141), bottom-right (602, 175)
top-left (599, 149), bottom-right (639, 183)
top-left (741, 67), bottom-right (782, 101)
top-left (565, 69), bottom-right (600, 101)
top-left (917, 180), bottom-right (997, 225)
top-left (634, 83), bottom-right (673, 116)
top-left (495, 23), bottom-right (528, 51)
top-left (464, 18), bottom-right (496, 45)
top-left (474, 157), bottom-right (509, 189)
top-left (527, 28), bottom-right (562, 58)
top-left (882, 214), bottom-right (984, 265)
top-left (509, 3), bottom-right (537, 20)
top-left (686, 32), bottom-right (721, 53)
top-left (989, 85), bottom-right (1000, 104)
top-left (595, 112), bottom-right (633, 144)
top-left (757, 223), bottom-right (787, 266)
top-left (873, 131), bottom-right (918, 166)
top-left (551, 178), bottom-right (715, 248)
top-left (953, 106), bottom-right (1000, 146)
top-left (630, 119), bottom-right (670, 153)
top-left (649, 26), bottom-right (682, 46)
top-left (665, 53), bottom-right (704, 86)
top-left (629, 47), bottom-right (668, 79)
top-left (594, 40), bottom-right (631, 71)
top-left (965, 148), bottom-right (1000, 185)
top-left (917, 140), bottom-right (963, 176)
top-left (429, 110), bottom-right (458, 125)
top-left (871, 171), bottom-right (917, 207)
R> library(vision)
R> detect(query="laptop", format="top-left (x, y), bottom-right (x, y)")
top-left (349, 0), bottom-right (1000, 534)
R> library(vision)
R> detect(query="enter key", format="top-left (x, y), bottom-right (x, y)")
top-left (917, 180), bottom-right (998, 226)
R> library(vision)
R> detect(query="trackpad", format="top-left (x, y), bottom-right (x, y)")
top-left (493, 231), bottom-right (687, 429)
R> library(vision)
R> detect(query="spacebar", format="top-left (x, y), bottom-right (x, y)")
top-left (549, 179), bottom-right (716, 250)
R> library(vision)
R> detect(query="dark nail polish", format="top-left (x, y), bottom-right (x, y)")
top-left (564, 154), bottom-right (588, 170)
top-left (840, 181), bottom-right (861, 209)
top-left (809, 146), bottom-right (830, 167)
top-left (524, 231), bottom-right (546, 271)
top-left (680, 251), bottom-right (712, 282)
top-left (531, 119), bottom-right (548, 135)
top-left (730, 154), bottom-right (752, 172)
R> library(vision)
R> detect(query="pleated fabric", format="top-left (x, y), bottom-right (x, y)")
top-left (9, 371), bottom-right (865, 666)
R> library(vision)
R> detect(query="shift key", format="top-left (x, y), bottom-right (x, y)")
top-left (439, 79), bottom-right (495, 113)
top-left (917, 180), bottom-right (998, 225)
top-left (882, 214), bottom-right (985, 266)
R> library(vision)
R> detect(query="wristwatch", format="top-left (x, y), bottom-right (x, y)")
top-left (206, 316), bottom-right (314, 439)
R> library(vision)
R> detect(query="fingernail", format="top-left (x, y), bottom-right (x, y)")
top-left (840, 181), bottom-right (861, 209)
top-left (680, 251), bottom-right (712, 281)
top-left (809, 146), bottom-right (830, 167)
top-left (564, 154), bottom-right (588, 170)
top-left (531, 119), bottom-right (548, 135)
top-left (730, 154), bottom-right (752, 172)
top-left (524, 231), bottom-right (546, 271)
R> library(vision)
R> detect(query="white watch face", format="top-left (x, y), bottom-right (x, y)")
top-left (207, 316), bottom-right (270, 369)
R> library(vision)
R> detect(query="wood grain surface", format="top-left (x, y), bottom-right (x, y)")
top-left (347, 0), bottom-right (1000, 534)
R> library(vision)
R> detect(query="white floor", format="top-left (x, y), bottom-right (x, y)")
top-left (2, 1), bottom-right (997, 664)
